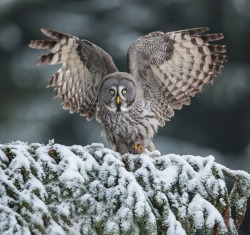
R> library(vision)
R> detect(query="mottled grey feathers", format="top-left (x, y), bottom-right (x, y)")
top-left (29, 27), bottom-right (226, 154)
top-left (29, 28), bottom-right (117, 120)
top-left (127, 27), bottom-right (226, 125)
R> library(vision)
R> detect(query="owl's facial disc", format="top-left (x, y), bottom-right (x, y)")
top-left (100, 76), bottom-right (136, 112)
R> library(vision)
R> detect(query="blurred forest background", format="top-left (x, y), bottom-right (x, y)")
top-left (0, 0), bottom-right (250, 233)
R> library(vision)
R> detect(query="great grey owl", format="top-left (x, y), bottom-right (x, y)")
top-left (29, 27), bottom-right (227, 154)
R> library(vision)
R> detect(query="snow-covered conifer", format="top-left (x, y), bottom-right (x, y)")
top-left (0, 141), bottom-right (249, 235)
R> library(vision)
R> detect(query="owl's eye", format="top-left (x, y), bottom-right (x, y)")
top-left (122, 89), bottom-right (127, 95)
top-left (110, 89), bottom-right (115, 95)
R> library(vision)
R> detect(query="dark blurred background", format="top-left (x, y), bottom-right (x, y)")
top-left (0, 0), bottom-right (249, 233)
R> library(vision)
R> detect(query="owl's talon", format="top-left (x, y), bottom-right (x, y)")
top-left (133, 144), bottom-right (144, 153)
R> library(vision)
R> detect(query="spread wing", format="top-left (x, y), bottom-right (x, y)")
top-left (29, 28), bottom-right (118, 120)
top-left (127, 27), bottom-right (227, 126)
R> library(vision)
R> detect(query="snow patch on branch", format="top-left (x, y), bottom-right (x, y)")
top-left (0, 141), bottom-right (250, 235)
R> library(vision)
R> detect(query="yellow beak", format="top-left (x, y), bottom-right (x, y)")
top-left (116, 95), bottom-right (121, 105)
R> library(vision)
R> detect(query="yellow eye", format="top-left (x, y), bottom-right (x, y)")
top-left (122, 89), bottom-right (127, 95)
top-left (110, 89), bottom-right (115, 95)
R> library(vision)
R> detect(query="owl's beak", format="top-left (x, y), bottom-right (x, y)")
top-left (116, 95), bottom-right (121, 105)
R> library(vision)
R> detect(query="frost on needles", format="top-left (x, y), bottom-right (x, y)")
top-left (0, 142), bottom-right (250, 235)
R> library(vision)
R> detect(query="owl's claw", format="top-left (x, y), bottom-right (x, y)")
top-left (133, 144), bottom-right (144, 154)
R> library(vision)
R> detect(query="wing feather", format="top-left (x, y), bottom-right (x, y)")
top-left (128, 27), bottom-right (227, 126)
top-left (29, 28), bottom-right (118, 120)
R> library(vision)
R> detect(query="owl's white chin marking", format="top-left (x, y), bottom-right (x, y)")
top-left (119, 107), bottom-right (128, 112)
top-left (106, 106), bottom-right (128, 113)
top-left (116, 106), bottom-right (128, 112)
top-left (115, 103), bottom-right (129, 112)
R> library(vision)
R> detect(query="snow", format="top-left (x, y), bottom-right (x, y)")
top-left (165, 209), bottom-right (187, 235)
top-left (0, 141), bottom-right (250, 234)
top-left (188, 194), bottom-right (226, 231)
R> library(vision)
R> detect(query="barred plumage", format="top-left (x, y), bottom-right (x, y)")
top-left (29, 27), bottom-right (227, 154)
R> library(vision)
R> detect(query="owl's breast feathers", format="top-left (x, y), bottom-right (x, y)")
top-left (97, 102), bottom-right (159, 145)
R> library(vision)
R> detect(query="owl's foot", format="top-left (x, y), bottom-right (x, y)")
top-left (133, 143), bottom-right (144, 154)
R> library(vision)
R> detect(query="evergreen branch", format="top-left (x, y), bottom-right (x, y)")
top-left (0, 141), bottom-right (250, 235)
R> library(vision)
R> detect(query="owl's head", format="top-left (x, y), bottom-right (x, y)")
top-left (99, 72), bottom-right (136, 112)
